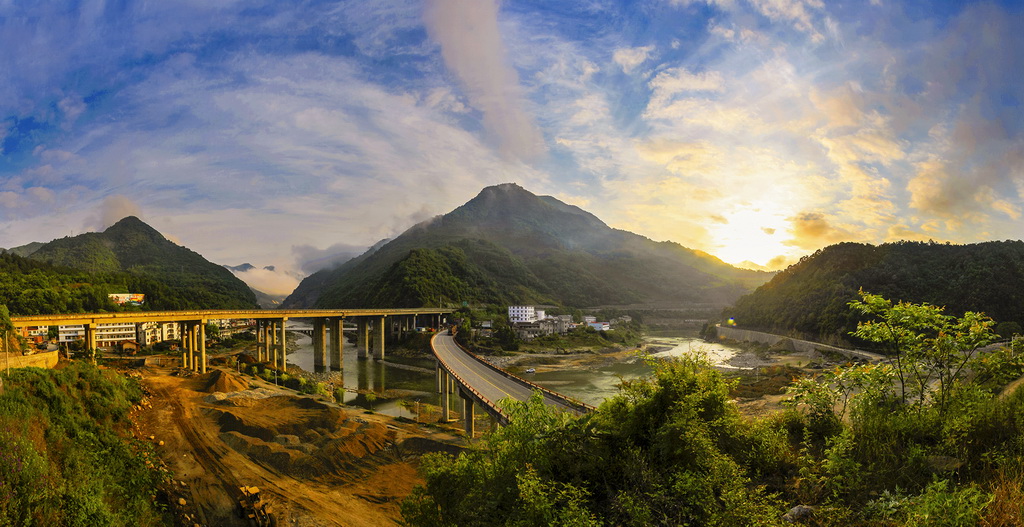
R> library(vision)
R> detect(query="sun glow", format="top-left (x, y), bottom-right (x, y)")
top-left (707, 207), bottom-right (793, 269)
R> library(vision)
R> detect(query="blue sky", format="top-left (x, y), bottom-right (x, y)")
top-left (1, 0), bottom-right (1022, 294)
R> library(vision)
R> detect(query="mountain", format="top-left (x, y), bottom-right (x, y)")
top-left (283, 183), bottom-right (771, 309)
top-left (26, 216), bottom-right (257, 310)
top-left (1, 241), bottom-right (45, 257)
top-left (250, 287), bottom-right (288, 309)
top-left (724, 240), bottom-right (1024, 343)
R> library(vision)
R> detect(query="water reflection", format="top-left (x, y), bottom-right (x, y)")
top-left (282, 333), bottom-right (745, 417)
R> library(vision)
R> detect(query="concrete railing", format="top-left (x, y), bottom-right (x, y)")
top-left (454, 342), bottom-right (595, 415)
top-left (716, 326), bottom-right (885, 363)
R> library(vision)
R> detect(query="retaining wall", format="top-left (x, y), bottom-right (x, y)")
top-left (715, 326), bottom-right (884, 362)
top-left (0, 351), bottom-right (60, 370)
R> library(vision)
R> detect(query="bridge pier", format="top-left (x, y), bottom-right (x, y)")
top-left (462, 393), bottom-right (475, 437)
top-left (180, 322), bottom-right (188, 368)
top-left (255, 320), bottom-right (265, 361)
top-left (199, 320), bottom-right (207, 374)
top-left (374, 316), bottom-right (385, 360)
top-left (278, 317), bottom-right (288, 370)
top-left (313, 318), bottom-right (327, 371)
top-left (329, 318), bottom-right (343, 371)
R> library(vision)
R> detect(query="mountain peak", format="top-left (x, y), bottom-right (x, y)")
top-left (103, 216), bottom-right (165, 240)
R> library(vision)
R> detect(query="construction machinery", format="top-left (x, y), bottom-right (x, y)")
top-left (237, 486), bottom-right (277, 527)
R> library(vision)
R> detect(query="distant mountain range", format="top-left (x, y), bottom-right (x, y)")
top-left (283, 183), bottom-right (772, 309)
top-left (724, 241), bottom-right (1024, 343)
top-left (4, 216), bottom-right (257, 311)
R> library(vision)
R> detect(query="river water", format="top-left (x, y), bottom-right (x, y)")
top-left (284, 332), bottom-right (747, 415)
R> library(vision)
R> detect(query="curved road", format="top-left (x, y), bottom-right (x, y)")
top-left (431, 333), bottom-right (588, 416)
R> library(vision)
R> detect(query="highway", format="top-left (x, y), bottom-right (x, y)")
top-left (431, 333), bottom-right (590, 416)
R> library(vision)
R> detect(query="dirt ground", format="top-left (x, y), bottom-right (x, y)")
top-left (131, 363), bottom-right (468, 527)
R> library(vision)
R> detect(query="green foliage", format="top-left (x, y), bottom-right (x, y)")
top-left (849, 290), bottom-right (995, 412)
top-left (408, 294), bottom-right (1024, 526)
top-left (0, 362), bottom-right (169, 525)
top-left (724, 240), bottom-right (1024, 344)
top-left (291, 184), bottom-right (768, 309)
top-left (404, 358), bottom-right (788, 527)
top-left (3, 217), bottom-right (257, 314)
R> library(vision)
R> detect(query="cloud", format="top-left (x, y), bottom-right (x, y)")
top-left (229, 267), bottom-right (302, 297)
top-left (646, 67), bottom-right (725, 114)
top-left (83, 195), bottom-right (143, 232)
top-left (613, 45), bottom-right (655, 73)
top-left (423, 0), bottom-right (546, 161)
top-left (291, 242), bottom-right (373, 275)
top-left (783, 211), bottom-right (859, 249)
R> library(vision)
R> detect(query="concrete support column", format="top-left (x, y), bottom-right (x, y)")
top-left (435, 363), bottom-right (443, 393)
top-left (191, 323), bottom-right (200, 372)
top-left (180, 322), bottom-right (188, 367)
top-left (440, 370), bottom-right (451, 423)
top-left (255, 320), bottom-right (264, 362)
top-left (278, 318), bottom-right (288, 370)
top-left (313, 319), bottom-right (326, 370)
top-left (357, 319), bottom-right (368, 359)
top-left (84, 323), bottom-right (96, 363)
top-left (199, 321), bottom-right (207, 374)
top-left (181, 322), bottom-right (190, 369)
top-left (269, 320), bottom-right (278, 366)
top-left (374, 316), bottom-right (385, 361)
top-left (329, 318), bottom-right (343, 371)
top-left (463, 395), bottom-right (475, 437)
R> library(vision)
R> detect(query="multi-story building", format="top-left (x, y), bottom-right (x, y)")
top-left (508, 305), bottom-right (537, 323)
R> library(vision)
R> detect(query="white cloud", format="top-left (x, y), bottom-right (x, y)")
top-left (612, 45), bottom-right (655, 73)
top-left (423, 0), bottom-right (546, 161)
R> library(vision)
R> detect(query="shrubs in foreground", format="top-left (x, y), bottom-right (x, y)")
top-left (402, 294), bottom-right (1024, 526)
top-left (0, 362), bottom-right (171, 525)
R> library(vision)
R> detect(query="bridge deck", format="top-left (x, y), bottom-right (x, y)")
top-left (431, 333), bottom-right (590, 418)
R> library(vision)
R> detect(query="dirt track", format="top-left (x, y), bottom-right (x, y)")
top-left (134, 364), bottom-right (466, 526)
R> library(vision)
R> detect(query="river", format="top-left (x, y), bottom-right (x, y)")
top-left (284, 332), bottom-right (747, 416)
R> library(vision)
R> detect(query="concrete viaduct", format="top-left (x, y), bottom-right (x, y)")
top-left (10, 308), bottom-right (450, 374)
top-left (431, 332), bottom-right (593, 435)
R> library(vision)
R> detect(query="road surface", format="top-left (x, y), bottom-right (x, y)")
top-left (431, 333), bottom-right (587, 416)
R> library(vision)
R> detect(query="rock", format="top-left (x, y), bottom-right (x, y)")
top-left (178, 498), bottom-right (187, 506)
top-left (149, 435), bottom-right (155, 441)
top-left (783, 505), bottom-right (815, 523)
top-left (158, 440), bottom-right (165, 446)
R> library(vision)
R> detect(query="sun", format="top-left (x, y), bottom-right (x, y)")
top-left (707, 207), bottom-right (793, 269)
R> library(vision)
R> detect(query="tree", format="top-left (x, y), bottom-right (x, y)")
top-left (0, 304), bottom-right (12, 375)
top-left (848, 290), bottom-right (995, 413)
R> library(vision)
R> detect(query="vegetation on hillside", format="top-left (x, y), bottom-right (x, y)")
top-left (403, 294), bottom-right (1024, 526)
top-left (1, 216), bottom-right (257, 314)
top-left (0, 362), bottom-right (171, 525)
top-left (724, 241), bottom-right (1024, 345)
top-left (285, 184), bottom-right (769, 309)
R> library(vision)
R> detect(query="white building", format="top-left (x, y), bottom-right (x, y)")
top-left (60, 322), bottom-right (144, 348)
top-left (508, 305), bottom-right (537, 323)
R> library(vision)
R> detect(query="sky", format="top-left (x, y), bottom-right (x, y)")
top-left (1, 0), bottom-right (1022, 295)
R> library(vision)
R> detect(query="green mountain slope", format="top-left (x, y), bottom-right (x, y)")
top-left (23, 216), bottom-right (257, 310)
top-left (284, 183), bottom-right (771, 309)
top-left (724, 240), bottom-right (1024, 342)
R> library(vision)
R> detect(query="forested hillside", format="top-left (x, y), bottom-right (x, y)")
top-left (285, 183), bottom-right (770, 309)
top-left (14, 216), bottom-right (256, 311)
top-left (724, 241), bottom-right (1024, 343)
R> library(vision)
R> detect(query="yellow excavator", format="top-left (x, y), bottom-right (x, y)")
top-left (237, 486), bottom-right (277, 527)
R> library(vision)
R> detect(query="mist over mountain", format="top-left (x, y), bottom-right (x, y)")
top-left (283, 183), bottom-right (771, 309)
top-left (26, 216), bottom-right (257, 309)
